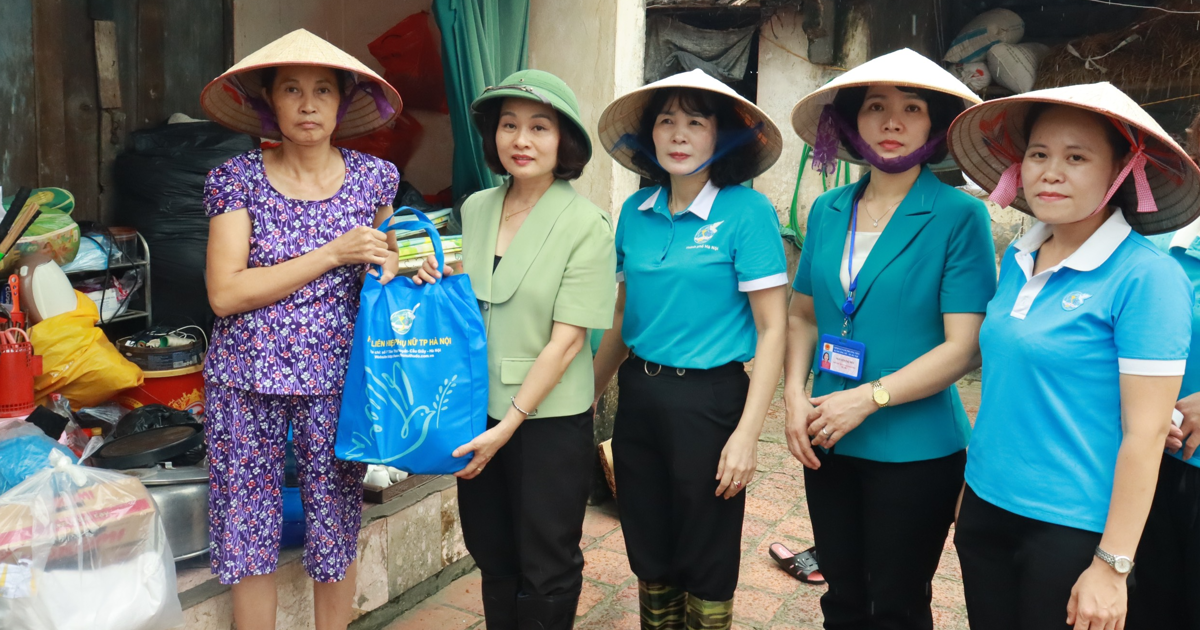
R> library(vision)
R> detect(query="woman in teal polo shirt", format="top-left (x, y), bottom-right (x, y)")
top-left (948, 83), bottom-right (1200, 630)
top-left (416, 70), bottom-right (615, 630)
top-left (592, 69), bottom-right (787, 630)
top-left (783, 49), bottom-right (995, 629)
top-left (1128, 218), bottom-right (1200, 630)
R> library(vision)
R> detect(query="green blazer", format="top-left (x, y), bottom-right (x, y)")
top-left (793, 166), bottom-right (997, 462)
top-left (462, 179), bottom-right (617, 419)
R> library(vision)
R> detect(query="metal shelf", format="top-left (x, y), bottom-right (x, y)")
top-left (69, 232), bottom-right (152, 327)
top-left (99, 309), bottom-right (149, 325)
top-left (64, 259), bottom-right (144, 276)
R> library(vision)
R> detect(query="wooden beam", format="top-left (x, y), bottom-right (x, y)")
top-left (95, 21), bottom-right (122, 109)
top-left (62, 0), bottom-right (101, 223)
top-left (32, 0), bottom-right (69, 187)
top-left (0, 0), bottom-right (38, 191)
top-left (136, 0), bottom-right (165, 128)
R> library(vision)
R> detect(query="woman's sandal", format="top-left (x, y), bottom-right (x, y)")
top-left (769, 542), bottom-right (825, 585)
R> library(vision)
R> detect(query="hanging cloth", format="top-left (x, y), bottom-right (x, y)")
top-left (433, 0), bottom-right (530, 199)
top-left (644, 17), bottom-right (757, 83)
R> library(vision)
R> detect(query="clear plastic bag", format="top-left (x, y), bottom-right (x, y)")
top-left (0, 421), bottom-right (74, 496)
top-left (0, 451), bottom-right (183, 630)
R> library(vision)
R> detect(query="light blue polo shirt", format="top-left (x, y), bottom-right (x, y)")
top-left (616, 180), bottom-right (787, 369)
top-left (967, 211), bottom-right (1193, 533)
top-left (1170, 244), bottom-right (1200, 468)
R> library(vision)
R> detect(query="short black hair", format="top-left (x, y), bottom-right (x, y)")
top-left (831, 85), bottom-right (961, 165)
top-left (1024, 103), bottom-right (1135, 209)
top-left (631, 87), bottom-right (765, 187)
top-left (260, 66), bottom-right (351, 96)
top-left (475, 98), bottom-right (590, 181)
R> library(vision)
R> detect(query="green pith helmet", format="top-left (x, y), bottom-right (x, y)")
top-left (470, 69), bottom-right (592, 158)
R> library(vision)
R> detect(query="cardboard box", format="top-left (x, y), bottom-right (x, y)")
top-left (0, 474), bottom-right (157, 567)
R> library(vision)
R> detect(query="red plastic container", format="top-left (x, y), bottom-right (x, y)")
top-left (0, 342), bottom-right (42, 418)
top-left (114, 365), bottom-right (205, 418)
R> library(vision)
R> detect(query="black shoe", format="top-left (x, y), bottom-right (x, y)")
top-left (481, 573), bottom-right (522, 630)
top-left (516, 590), bottom-right (581, 630)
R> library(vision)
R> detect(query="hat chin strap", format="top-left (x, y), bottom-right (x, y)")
top-left (229, 74), bottom-right (395, 139)
top-left (988, 144), bottom-right (1156, 217)
top-left (813, 105), bottom-right (945, 175)
top-left (988, 117), bottom-right (1165, 217)
top-left (610, 122), bottom-right (764, 178)
top-left (336, 80), bottom-right (396, 126)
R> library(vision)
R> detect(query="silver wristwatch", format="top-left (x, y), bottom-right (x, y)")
top-left (1094, 546), bottom-right (1134, 574)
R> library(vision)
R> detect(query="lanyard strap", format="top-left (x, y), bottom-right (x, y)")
top-left (841, 199), bottom-right (862, 337)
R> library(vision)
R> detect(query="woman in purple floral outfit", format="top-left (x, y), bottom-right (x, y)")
top-left (198, 30), bottom-right (403, 630)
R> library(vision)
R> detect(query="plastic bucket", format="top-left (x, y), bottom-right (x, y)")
top-left (0, 343), bottom-right (41, 418)
top-left (114, 365), bottom-right (205, 418)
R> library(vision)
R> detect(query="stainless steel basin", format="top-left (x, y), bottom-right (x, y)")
top-left (122, 464), bottom-right (210, 561)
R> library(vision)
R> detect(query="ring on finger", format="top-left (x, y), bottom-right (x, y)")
top-left (733, 481), bottom-right (743, 488)
top-left (820, 427), bottom-right (832, 437)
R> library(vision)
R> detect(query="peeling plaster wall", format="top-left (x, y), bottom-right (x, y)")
top-left (527, 0), bottom-right (645, 217)
top-left (754, 5), bottom-right (869, 233)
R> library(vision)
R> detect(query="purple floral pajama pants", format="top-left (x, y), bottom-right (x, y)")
top-left (206, 383), bottom-right (366, 585)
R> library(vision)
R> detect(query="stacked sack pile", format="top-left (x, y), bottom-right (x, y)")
top-left (944, 9), bottom-right (1050, 95)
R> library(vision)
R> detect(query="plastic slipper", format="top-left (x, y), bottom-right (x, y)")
top-left (769, 542), bottom-right (825, 585)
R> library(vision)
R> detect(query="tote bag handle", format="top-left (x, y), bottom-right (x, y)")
top-left (377, 206), bottom-right (444, 274)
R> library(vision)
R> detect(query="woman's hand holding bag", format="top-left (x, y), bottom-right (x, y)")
top-left (335, 207), bottom-right (489, 474)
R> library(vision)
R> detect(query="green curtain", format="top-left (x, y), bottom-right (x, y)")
top-left (433, 0), bottom-right (530, 200)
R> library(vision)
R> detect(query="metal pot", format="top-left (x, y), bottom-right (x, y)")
top-left (122, 464), bottom-right (209, 561)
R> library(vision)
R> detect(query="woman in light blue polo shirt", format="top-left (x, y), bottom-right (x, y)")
top-left (1128, 218), bottom-right (1200, 629)
top-left (591, 69), bottom-right (787, 630)
top-left (782, 49), bottom-right (996, 629)
top-left (948, 83), bottom-right (1200, 630)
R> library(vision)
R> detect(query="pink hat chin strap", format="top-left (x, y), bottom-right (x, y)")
top-left (987, 144), bottom-right (1156, 217)
top-left (988, 162), bottom-right (1022, 208)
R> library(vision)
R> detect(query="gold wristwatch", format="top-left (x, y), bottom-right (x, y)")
top-left (870, 380), bottom-right (891, 408)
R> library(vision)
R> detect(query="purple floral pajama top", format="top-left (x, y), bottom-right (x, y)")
top-left (202, 148), bottom-right (400, 395)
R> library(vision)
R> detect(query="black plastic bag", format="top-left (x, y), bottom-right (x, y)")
top-left (111, 404), bottom-right (207, 466)
top-left (114, 122), bottom-right (255, 333)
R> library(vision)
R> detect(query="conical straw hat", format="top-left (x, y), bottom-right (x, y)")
top-left (201, 29), bottom-right (402, 141)
top-left (790, 48), bottom-right (981, 165)
top-left (948, 82), bottom-right (1200, 235)
top-left (597, 69), bottom-right (783, 180)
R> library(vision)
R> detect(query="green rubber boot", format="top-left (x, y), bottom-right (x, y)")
top-left (684, 594), bottom-right (733, 630)
top-left (637, 581), bottom-right (686, 630)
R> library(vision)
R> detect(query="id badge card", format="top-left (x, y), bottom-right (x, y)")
top-left (818, 334), bottom-right (866, 381)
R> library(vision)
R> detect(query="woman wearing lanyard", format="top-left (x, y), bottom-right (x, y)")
top-left (947, 83), bottom-right (1200, 630)
top-left (1126, 215), bottom-right (1200, 630)
top-left (415, 70), bottom-right (616, 630)
top-left (591, 69), bottom-right (788, 630)
top-left (783, 48), bottom-right (996, 629)
top-left (198, 31), bottom-right (402, 630)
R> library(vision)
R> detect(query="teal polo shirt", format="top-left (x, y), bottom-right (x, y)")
top-left (967, 210), bottom-right (1193, 532)
top-left (1170, 244), bottom-right (1200, 469)
top-left (615, 180), bottom-right (787, 369)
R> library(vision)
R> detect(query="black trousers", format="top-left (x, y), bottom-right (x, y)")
top-left (1128, 454), bottom-right (1200, 630)
top-left (804, 448), bottom-right (964, 630)
top-left (611, 356), bottom-right (750, 601)
top-left (457, 410), bottom-right (595, 597)
top-left (955, 485), bottom-right (1108, 630)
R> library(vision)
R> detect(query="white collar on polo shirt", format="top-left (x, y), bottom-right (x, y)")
top-left (638, 179), bottom-right (720, 220)
top-left (1170, 217), bottom-right (1200, 250)
top-left (1007, 210), bottom-right (1131, 319)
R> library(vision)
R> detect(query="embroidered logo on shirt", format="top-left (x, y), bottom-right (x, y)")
top-left (1061, 292), bottom-right (1092, 311)
top-left (390, 304), bottom-right (421, 335)
top-left (694, 221), bottom-right (724, 245)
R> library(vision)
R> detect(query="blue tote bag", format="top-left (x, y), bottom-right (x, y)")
top-left (336, 207), bottom-right (488, 474)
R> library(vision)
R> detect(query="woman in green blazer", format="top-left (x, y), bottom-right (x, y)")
top-left (415, 70), bottom-right (616, 630)
top-left (783, 50), bottom-right (996, 629)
